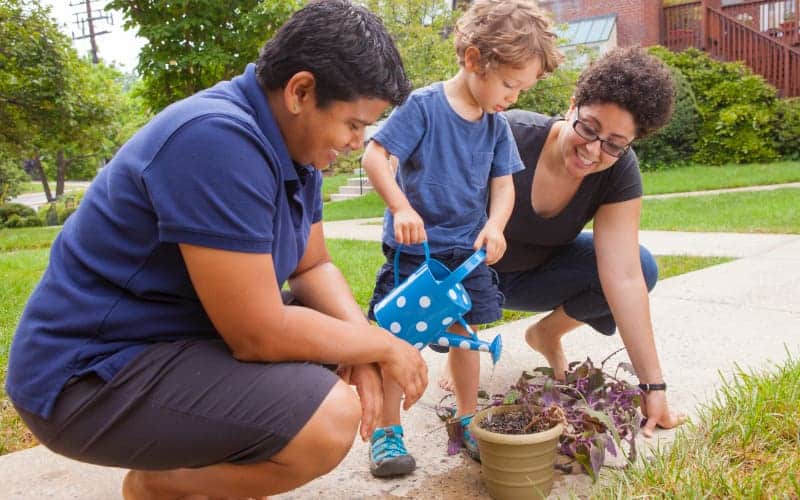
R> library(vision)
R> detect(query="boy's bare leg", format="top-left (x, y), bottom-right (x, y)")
top-left (447, 324), bottom-right (479, 418)
top-left (525, 306), bottom-right (581, 381)
top-left (437, 356), bottom-right (456, 392)
top-left (378, 376), bottom-right (404, 428)
top-left (122, 379), bottom-right (361, 500)
top-left (438, 306), bottom-right (583, 389)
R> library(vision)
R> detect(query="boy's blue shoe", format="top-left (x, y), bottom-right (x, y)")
top-left (369, 425), bottom-right (416, 477)
top-left (460, 415), bottom-right (481, 462)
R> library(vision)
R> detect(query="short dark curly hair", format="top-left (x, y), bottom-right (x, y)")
top-left (574, 46), bottom-right (675, 139)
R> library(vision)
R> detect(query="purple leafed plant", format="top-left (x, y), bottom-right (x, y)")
top-left (439, 353), bottom-right (644, 481)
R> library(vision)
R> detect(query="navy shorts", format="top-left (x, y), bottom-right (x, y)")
top-left (14, 338), bottom-right (339, 470)
top-left (496, 232), bottom-right (658, 335)
top-left (368, 243), bottom-right (504, 326)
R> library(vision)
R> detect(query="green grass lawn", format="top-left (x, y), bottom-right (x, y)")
top-left (641, 161), bottom-right (800, 195)
top-left (596, 354), bottom-right (800, 498)
top-left (323, 190), bottom-right (385, 221)
top-left (15, 161), bottom-right (800, 200)
top-left (641, 188), bottom-right (799, 233)
top-left (0, 227), bottom-right (62, 252)
top-left (18, 182), bottom-right (45, 194)
top-left (0, 247), bottom-right (50, 454)
top-left (17, 181), bottom-right (90, 195)
top-left (326, 187), bottom-right (800, 234)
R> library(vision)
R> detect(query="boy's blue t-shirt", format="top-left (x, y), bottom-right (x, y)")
top-left (373, 82), bottom-right (524, 255)
top-left (6, 64), bottom-right (323, 418)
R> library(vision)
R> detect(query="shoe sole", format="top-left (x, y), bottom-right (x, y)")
top-left (370, 455), bottom-right (416, 478)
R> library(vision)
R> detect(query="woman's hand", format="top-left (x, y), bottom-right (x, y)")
top-left (379, 337), bottom-right (428, 410)
top-left (473, 222), bottom-right (507, 265)
top-left (640, 390), bottom-right (687, 437)
top-left (338, 363), bottom-right (384, 441)
top-left (393, 206), bottom-right (427, 245)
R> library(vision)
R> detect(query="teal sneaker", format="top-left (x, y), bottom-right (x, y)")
top-left (369, 425), bottom-right (416, 477)
top-left (460, 415), bottom-right (481, 462)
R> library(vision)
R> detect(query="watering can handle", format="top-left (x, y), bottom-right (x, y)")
top-left (441, 247), bottom-right (487, 289)
top-left (393, 241), bottom-right (431, 289)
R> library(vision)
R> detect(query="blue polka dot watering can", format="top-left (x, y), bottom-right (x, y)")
top-left (373, 242), bottom-right (502, 364)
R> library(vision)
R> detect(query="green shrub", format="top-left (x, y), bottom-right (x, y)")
top-left (38, 203), bottom-right (59, 226)
top-left (35, 191), bottom-right (84, 226)
top-left (516, 65), bottom-right (581, 116)
top-left (649, 47), bottom-right (781, 165)
top-left (58, 207), bottom-right (77, 224)
top-left (774, 98), bottom-right (800, 160)
top-left (636, 66), bottom-right (701, 170)
top-left (0, 203), bottom-right (36, 226)
top-left (3, 213), bottom-right (42, 228)
top-left (329, 150), bottom-right (362, 176)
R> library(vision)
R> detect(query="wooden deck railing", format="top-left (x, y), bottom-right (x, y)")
top-left (707, 7), bottom-right (800, 97)
top-left (663, 2), bottom-right (703, 51)
top-left (662, 0), bottom-right (800, 97)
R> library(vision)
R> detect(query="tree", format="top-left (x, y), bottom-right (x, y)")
top-left (1, 0), bottom-right (131, 201)
top-left (1, 0), bottom-right (70, 201)
top-left (365, 0), bottom-right (460, 89)
top-left (0, 153), bottom-right (27, 203)
top-left (0, 0), bottom-right (70, 151)
top-left (107, 0), bottom-right (301, 111)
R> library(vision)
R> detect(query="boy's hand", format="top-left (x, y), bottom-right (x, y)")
top-left (393, 206), bottom-right (427, 245)
top-left (473, 222), bottom-right (506, 265)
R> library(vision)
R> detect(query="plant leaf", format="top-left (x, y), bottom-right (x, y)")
top-left (586, 409), bottom-right (621, 444)
top-left (574, 442), bottom-right (596, 481)
top-left (589, 439), bottom-right (605, 479)
top-left (503, 389), bottom-right (520, 405)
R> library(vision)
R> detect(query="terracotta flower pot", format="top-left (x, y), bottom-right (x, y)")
top-left (470, 405), bottom-right (564, 500)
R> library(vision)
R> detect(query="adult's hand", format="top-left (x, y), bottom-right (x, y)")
top-left (393, 206), bottom-right (427, 245)
top-left (339, 363), bottom-right (384, 441)
top-left (379, 338), bottom-right (428, 410)
top-left (640, 390), bottom-right (686, 437)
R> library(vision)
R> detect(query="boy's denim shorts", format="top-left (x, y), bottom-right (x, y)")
top-left (368, 243), bottom-right (504, 326)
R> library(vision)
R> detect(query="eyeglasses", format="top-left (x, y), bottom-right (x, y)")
top-left (572, 107), bottom-right (633, 158)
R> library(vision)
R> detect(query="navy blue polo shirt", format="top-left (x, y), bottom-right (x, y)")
top-left (6, 64), bottom-right (322, 418)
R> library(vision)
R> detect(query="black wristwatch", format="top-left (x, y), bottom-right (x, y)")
top-left (638, 382), bottom-right (667, 392)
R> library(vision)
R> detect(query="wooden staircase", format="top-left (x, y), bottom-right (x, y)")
top-left (662, 0), bottom-right (800, 97)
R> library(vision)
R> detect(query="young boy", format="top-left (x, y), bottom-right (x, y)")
top-left (362, 0), bottom-right (562, 477)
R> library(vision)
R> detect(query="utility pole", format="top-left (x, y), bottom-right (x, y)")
top-left (69, 0), bottom-right (113, 64)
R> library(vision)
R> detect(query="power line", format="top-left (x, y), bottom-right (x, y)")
top-left (69, 0), bottom-right (113, 64)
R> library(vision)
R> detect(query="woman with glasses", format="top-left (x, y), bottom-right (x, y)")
top-left (442, 46), bottom-right (685, 436)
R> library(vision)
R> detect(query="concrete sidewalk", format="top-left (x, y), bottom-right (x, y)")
top-left (1, 231), bottom-right (798, 499)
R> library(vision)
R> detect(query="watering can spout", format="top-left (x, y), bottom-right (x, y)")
top-left (430, 330), bottom-right (503, 365)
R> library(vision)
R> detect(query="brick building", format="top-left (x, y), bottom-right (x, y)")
top-left (539, 0), bottom-right (663, 47)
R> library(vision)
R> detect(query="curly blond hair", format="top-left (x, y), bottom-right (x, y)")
top-left (454, 0), bottom-right (562, 76)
